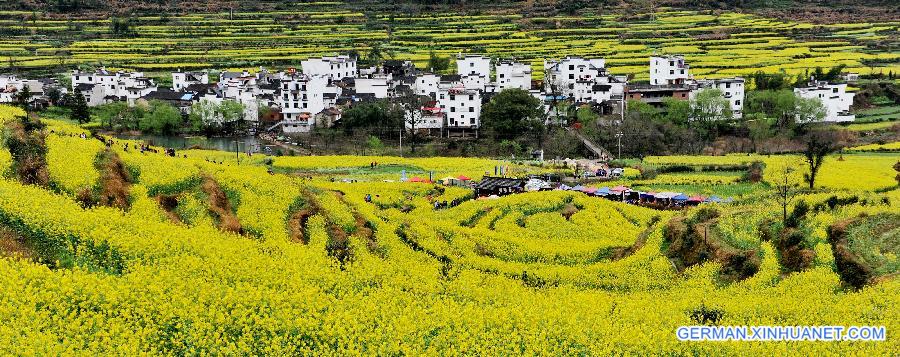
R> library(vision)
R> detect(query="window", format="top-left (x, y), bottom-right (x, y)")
top-left (499, 74), bottom-right (504, 78)
top-left (469, 62), bottom-right (474, 67)
top-left (735, 100), bottom-right (741, 105)
top-left (439, 94), bottom-right (445, 100)
top-left (669, 61), bottom-right (674, 66)
top-left (679, 70), bottom-right (684, 74)
top-left (725, 82), bottom-right (731, 88)
top-left (833, 88), bottom-right (838, 93)
top-left (468, 95), bottom-right (473, 100)
top-left (569, 65), bottom-right (574, 70)
top-left (469, 107), bottom-right (474, 112)
top-left (451, 107), bottom-right (456, 112)
top-left (670, 70), bottom-right (674, 75)
top-left (569, 74), bottom-right (575, 80)
top-left (450, 95), bottom-right (455, 100)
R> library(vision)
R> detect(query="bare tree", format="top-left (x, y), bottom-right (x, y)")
top-left (774, 165), bottom-right (801, 224)
top-left (394, 88), bottom-right (430, 154)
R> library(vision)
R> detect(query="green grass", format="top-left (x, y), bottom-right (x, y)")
top-left (846, 213), bottom-right (900, 276)
top-left (628, 182), bottom-right (767, 198)
top-left (853, 105), bottom-right (900, 123)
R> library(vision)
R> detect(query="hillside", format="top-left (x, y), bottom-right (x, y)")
top-left (2, 0), bottom-right (898, 22)
top-left (1, 105), bottom-right (899, 353)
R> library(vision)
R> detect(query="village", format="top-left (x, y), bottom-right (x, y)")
top-left (1, 53), bottom-right (857, 142)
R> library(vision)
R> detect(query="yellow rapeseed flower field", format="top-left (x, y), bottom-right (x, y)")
top-left (0, 107), bottom-right (897, 354)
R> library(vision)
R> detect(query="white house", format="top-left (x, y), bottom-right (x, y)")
top-left (355, 76), bottom-right (390, 99)
top-left (650, 55), bottom-right (691, 85)
top-left (277, 73), bottom-right (330, 133)
top-left (457, 55), bottom-right (491, 91)
top-left (72, 68), bottom-right (157, 106)
top-left (301, 55), bottom-right (357, 82)
top-left (437, 84), bottom-right (481, 129)
top-left (414, 73), bottom-right (440, 98)
top-left (794, 81), bottom-right (855, 122)
top-left (495, 60), bottom-right (532, 91)
top-left (544, 56), bottom-right (606, 96)
top-left (172, 71), bottom-right (209, 91)
top-left (693, 77), bottom-right (745, 118)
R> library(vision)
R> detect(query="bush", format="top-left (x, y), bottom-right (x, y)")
top-left (741, 161), bottom-right (764, 183)
top-left (785, 200), bottom-right (809, 229)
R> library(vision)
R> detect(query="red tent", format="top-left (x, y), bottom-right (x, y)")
top-left (409, 177), bottom-right (424, 182)
top-left (457, 175), bottom-right (471, 181)
top-left (611, 185), bottom-right (629, 192)
top-left (688, 195), bottom-right (705, 202)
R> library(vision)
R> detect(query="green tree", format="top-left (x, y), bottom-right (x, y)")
top-left (15, 85), bottom-right (32, 111)
top-left (220, 100), bottom-right (245, 123)
top-left (794, 97), bottom-right (827, 124)
top-left (141, 100), bottom-right (181, 134)
top-left (574, 105), bottom-right (599, 126)
top-left (364, 42), bottom-right (384, 67)
top-left (480, 88), bottom-right (544, 142)
top-left (691, 88), bottom-right (732, 123)
top-left (340, 99), bottom-right (402, 135)
top-left (366, 135), bottom-right (384, 154)
top-left (745, 113), bottom-right (774, 152)
top-left (427, 49), bottom-right (450, 72)
top-left (95, 101), bottom-right (129, 130)
top-left (801, 129), bottom-right (842, 189)
top-left (662, 97), bottom-right (691, 126)
top-left (70, 88), bottom-right (91, 124)
top-left (746, 90), bottom-right (797, 129)
top-left (189, 100), bottom-right (219, 131)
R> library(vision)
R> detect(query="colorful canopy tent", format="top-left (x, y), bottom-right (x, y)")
top-left (688, 195), bottom-right (705, 202)
top-left (457, 175), bottom-right (472, 181)
top-left (557, 184), bottom-right (572, 191)
top-left (583, 187), bottom-right (597, 194)
top-left (524, 179), bottom-right (551, 192)
top-left (596, 187), bottom-right (611, 195)
top-left (706, 195), bottom-right (723, 203)
top-left (673, 194), bottom-right (689, 202)
top-left (572, 185), bottom-right (586, 192)
top-left (409, 177), bottom-right (424, 182)
top-left (654, 192), bottom-right (679, 199)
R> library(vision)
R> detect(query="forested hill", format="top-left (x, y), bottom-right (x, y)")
top-left (2, 0), bottom-right (897, 21)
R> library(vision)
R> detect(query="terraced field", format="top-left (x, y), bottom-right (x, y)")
top-left (0, 105), bottom-right (898, 353)
top-left (1, 4), bottom-right (898, 81)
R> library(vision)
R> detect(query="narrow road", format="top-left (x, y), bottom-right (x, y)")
top-left (565, 127), bottom-right (613, 160)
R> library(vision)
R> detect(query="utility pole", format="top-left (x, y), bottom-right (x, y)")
top-left (399, 127), bottom-right (403, 157)
top-left (615, 132), bottom-right (623, 159)
top-left (233, 140), bottom-right (244, 164)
